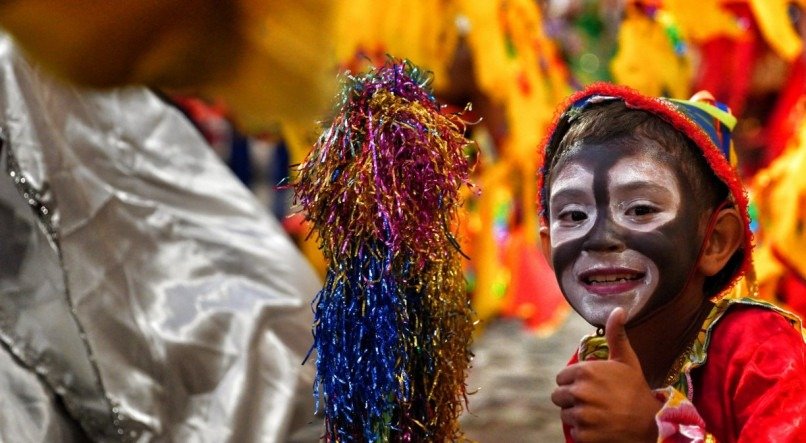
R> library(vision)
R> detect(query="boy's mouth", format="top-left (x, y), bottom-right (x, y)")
top-left (579, 268), bottom-right (645, 295)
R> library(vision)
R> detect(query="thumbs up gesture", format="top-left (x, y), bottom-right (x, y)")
top-left (604, 307), bottom-right (641, 365)
top-left (551, 308), bottom-right (663, 442)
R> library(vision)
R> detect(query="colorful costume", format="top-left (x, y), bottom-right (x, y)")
top-left (612, 0), bottom-right (806, 116)
top-left (539, 83), bottom-right (806, 442)
top-left (753, 109), bottom-right (806, 315)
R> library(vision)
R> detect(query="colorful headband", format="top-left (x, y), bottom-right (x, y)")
top-left (537, 83), bottom-right (752, 295)
top-left (560, 90), bottom-right (737, 166)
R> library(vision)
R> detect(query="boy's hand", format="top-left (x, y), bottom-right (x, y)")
top-left (551, 308), bottom-right (662, 442)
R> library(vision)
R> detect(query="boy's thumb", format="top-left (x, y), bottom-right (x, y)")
top-left (605, 307), bottom-right (639, 366)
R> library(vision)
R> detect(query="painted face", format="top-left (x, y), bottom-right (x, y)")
top-left (547, 141), bottom-right (702, 327)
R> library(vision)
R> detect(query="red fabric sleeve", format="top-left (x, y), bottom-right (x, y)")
top-left (692, 306), bottom-right (806, 443)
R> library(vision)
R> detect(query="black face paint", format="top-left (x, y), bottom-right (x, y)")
top-left (549, 140), bottom-right (703, 323)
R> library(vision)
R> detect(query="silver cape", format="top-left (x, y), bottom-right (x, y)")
top-left (0, 33), bottom-right (319, 442)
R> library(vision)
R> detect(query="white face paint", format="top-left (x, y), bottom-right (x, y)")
top-left (548, 151), bottom-right (685, 326)
top-left (561, 251), bottom-right (660, 326)
top-left (548, 163), bottom-right (595, 248)
top-left (608, 155), bottom-right (681, 233)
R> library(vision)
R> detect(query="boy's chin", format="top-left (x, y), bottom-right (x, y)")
top-left (563, 287), bottom-right (654, 328)
top-left (574, 301), bottom-right (644, 328)
top-left (570, 305), bottom-right (615, 329)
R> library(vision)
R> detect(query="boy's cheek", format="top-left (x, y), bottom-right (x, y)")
top-left (549, 235), bottom-right (587, 282)
top-left (619, 227), bottom-right (700, 311)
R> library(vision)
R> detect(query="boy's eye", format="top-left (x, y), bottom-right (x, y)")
top-left (570, 211), bottom-right (587, 221)
top-left (560, 210), bottom-right (588, 223)
top-left (626, 204), bottom-right (659, 217)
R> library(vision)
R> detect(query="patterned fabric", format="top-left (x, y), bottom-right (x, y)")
top-left (666, 98), bottom-right (735, 164)
top-left (565, 93), bottom-right (737, 167)
top-left (654, 387), bottom-right (713, 442)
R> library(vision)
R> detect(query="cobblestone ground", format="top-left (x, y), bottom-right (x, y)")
top-left (461, 312), bottom-right (590, 442)
top-left (289, 312), bottom-right (591, 442)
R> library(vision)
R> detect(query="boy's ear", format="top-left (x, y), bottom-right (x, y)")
top-left (698, 207), bottom-right (743, 277)
top-left (539, 224), bottom-right (553, 268)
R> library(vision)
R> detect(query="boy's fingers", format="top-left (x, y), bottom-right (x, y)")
top-left (605, 307), bottom-right (639, 367)
top-left (556, 363), bottom-right (583, 385)
top-left (551, 386), bottom-right (575, 408)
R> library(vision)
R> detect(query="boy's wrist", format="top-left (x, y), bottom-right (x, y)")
top-left (642, 396), bottom-right (664, 442)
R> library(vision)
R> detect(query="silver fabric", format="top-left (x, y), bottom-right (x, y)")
top-left (0, 33), bottom-right (319, 442)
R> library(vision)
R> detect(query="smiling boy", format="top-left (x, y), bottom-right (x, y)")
top-left (539, 84), bottom-right (806, 442)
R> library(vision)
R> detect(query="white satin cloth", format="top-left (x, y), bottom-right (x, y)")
top-left (0, 33), bottom-right (319, 442)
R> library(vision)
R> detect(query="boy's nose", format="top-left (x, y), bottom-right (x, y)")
top-left (582, 214), bottom-right (626, 252)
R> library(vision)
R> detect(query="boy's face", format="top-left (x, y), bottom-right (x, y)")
top-left (546, 140), bottom-right (702, 327)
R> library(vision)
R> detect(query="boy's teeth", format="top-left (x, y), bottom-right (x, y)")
top-left (590, 274), bottom-right (634, 283)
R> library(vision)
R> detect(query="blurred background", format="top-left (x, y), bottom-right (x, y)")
top-left (2, 0), bottom-right (804, 440)
top-left (155, 0), bottom-right (805, 340)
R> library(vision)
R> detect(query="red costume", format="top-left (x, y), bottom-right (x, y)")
top-left (564, 297), bottom-right (806, 442)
